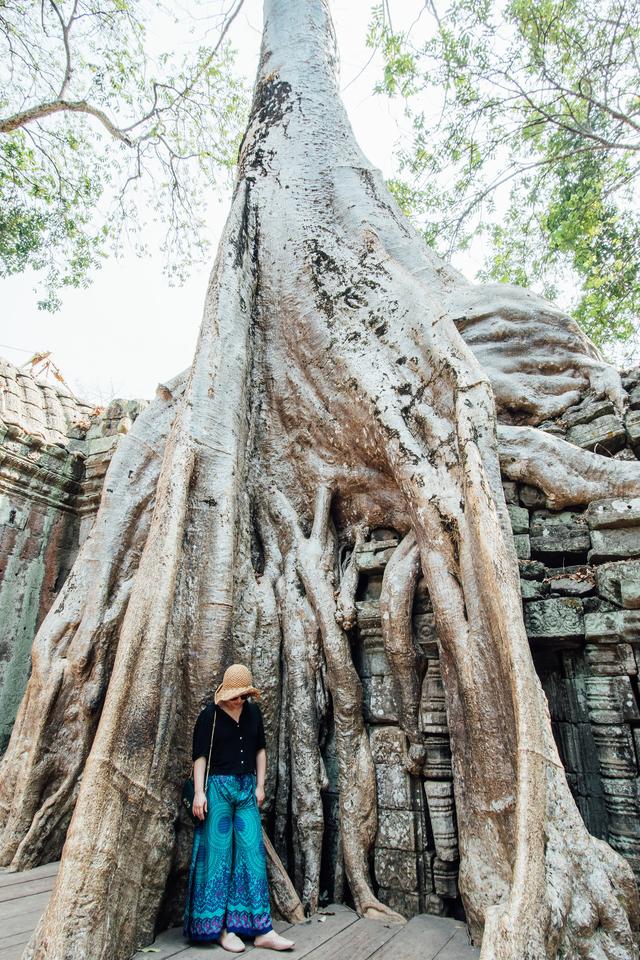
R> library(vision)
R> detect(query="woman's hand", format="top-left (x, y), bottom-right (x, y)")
top-left (193, 789), bottom-right (207, 821)
top-left (255, 784), bottom-right (265, 809)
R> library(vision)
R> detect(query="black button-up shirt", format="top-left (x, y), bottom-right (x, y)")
top-left (192, 701), bottom-right (266, 775)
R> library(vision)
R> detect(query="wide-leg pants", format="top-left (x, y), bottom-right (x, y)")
top-left (183, 773), bottom-right (273, 941)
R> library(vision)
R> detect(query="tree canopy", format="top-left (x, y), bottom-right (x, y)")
top-left (369, 0), bottom-right (640, 351)
top-left (0, 0), bottom-right (247, 309)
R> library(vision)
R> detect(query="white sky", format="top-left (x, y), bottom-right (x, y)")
top-left (1, 0), bottom-right (469, 404)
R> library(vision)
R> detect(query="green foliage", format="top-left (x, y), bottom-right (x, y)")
top-left (0, 0), bottom-right (248, 309)
top-left (371, 0), bottom-right (640, 350)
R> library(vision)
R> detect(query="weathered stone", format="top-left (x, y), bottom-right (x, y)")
top-left (519, 559), bottom-right (547, 580)
top-left (618, 675), bottom-right (640, 722)
top-left (377, 810), bottom-right (416, 851)
top-left (561, 652), bottom-right (592, 720)
top-left (362, 674), bottom-right (399, 723)
top-left (369, 527), bottom-right (398, 541)
top-left (374, 847), bottom-right (418, 892)
top-left (584, 609), bottom-right (640, 644)
top-left (562, 398), bottom-right (615, 428)
top-left (619, 643), bottom-right (637, 675)
top-left (521, 579), bottom-right (548, 600)
top-left (609, 834), bottom-right (640, 880)
top-left (424, 780), bottom-right (458, 862)
top-left (566, 414), bottom-right (626, 454)
top-left (0, 358), bottom-right (148, 751)
top-left (586, 644), bottom-right (629, 677)
top-left (507, 504), bottom-right (529, 535)
top-left (0, 498), bottom-right (28, 529)
top-left (356, 599), bottom-right (382, 622)
top-left (413, 612), bottom-right (438, 656)
top-left (589, 725), bottom-right (637, 778)
top-left (628, 384), bottom-right (640, 410)
top-left (622, 372), bottom-right (640, 391)
top-left (597, 560), bottom-right (640, 609)
top-left (519, 484), bottom-right (547, 508)
top-left (424, 736), bottom-right (452, 780)
top-left (621, 366), bottom-right (640, 384)
top-left (358, 572), bottom-right (383, 602)
top-left (413, 577), bottom-right (433, 613)
top-left (584, 676), bottom-right (625, 725)
top-left (354, 645), bottom-right (390, 678)
top-left (556, 722), bottom-right (590, 774)
top-left (546, 568), bottom-right (595, 597)
top-left (540, 420), bottom-right (566, 437)
top-left (0, 357), bottom-right (95, 445)
top-left (84, 435), bottom-right (119, 457)
top-left (355, 540), bottom-right (398, 572)
top-left (627, 409), bottom-right (640, 449)
top-left (586, 497), bottom-right (640, 530)
top-left (614, 448), bottom-right (638, 462)
top-left (374, 762), bottom-right (412, 809)
top-left (530, 510), bottom-right (590, 558)
top-left (502, 481), bottom-right (518, 504)
top-left (432, 857), bottom-right (459, 899)
top-left (583, 597), bottom-right (617, 614)
top-left (369, 725), bottom-right (407, 765)
top-left (589, 528), bottom-right (640, 564)
top-left (514, 534), bottom-right (531, 560)
top-left (540, 671), bottom-right (571, 723)
top-left (377, 887), bottom-right (421, 918)
top-left (524, 598), bottom-right (584, 641)
top-left (420, 661), bottom-right (448, 735)
top-left (424, 893), bottom-right (447, 915)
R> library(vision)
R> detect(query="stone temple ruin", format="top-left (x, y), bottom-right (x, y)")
top-left (2, 353), bottom-right (640, 923)
top-left (0, 358), bottom-right (146, 752)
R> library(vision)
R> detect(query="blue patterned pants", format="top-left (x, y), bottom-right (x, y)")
top-left (183, 774), bottom-right (273, 941)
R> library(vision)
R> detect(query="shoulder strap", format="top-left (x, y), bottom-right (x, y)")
top-left (204, 705), bottom-right (216, 782)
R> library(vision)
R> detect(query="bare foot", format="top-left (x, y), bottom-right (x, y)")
top-left (217, 930), bottom-right (246, 953)
top-left (254, 929), bottom-right (295, 950)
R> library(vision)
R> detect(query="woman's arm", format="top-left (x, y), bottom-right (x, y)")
top-left (193, 756), bottom-right (207, 820)
top-left (255, 748), bottom-right (266, 809)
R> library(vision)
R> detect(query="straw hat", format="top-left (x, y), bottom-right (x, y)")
top-left (214, 664), bottom-right (261, 704)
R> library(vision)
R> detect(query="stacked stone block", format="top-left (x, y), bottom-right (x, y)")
top-left (352, 533), bottom-right (462, 919)
top-left (348, 367), bottom-right (640, 918)
top-left (506, 374), bottom-right (640, 884)
top-left (0, 358), bottom-right (146, 752)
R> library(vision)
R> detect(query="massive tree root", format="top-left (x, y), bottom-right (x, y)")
top-left (1, 1), bottom-right (640, 959)
top-left (499, 425), bottom-right (640, 508)
top-left (0, 377), bottom-right (182, 869)
top-left (275, 536), bottom-right (326, 911)
top-left (270, 485), bottom-right (403, 922)
top-left (379, 532), bottom-right (426, 776)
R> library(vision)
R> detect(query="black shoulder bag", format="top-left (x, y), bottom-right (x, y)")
top-left (181, 707), bottom-right (216, 824)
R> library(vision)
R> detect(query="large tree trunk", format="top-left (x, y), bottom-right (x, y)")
top-left (1, 1), bottom-right (640, 958)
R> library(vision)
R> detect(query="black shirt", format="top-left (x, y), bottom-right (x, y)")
top-left (192, 701), bottom-right (266, 776)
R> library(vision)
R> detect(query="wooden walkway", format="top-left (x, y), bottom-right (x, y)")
top-left (0, 862), bottom-right (479, 960)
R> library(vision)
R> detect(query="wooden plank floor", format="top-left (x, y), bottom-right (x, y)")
top-left (0, 862), bottom-right (479, 960)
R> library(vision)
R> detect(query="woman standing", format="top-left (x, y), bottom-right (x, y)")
top-left (183, 664), bottom-right (295, 953)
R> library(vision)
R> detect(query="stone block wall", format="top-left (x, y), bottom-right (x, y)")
top-left (344, 366), bottom-right (640, 920)
top-left (0, 358), bottom-right (146, 752)
top-left (351, 537), bottom-right (463, 919)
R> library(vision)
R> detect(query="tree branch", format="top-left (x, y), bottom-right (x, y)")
top-left (0, 99), bottom-right (134, 145)
top-left (121, 0), bottom-right (245, 134)
top-left (47, 0), bottom-right (79, 100)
